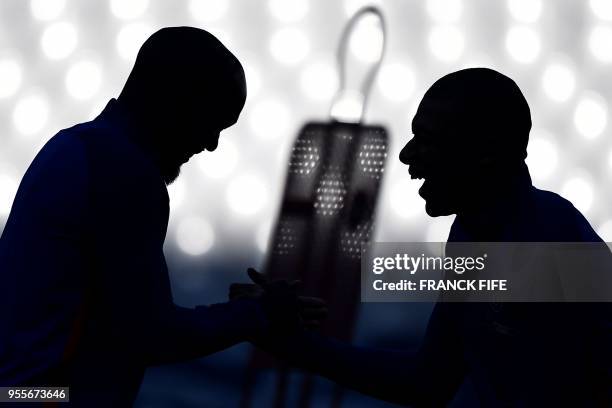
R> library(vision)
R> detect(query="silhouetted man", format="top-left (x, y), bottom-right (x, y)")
top-left (0, 27), bottom-right (316, 406)
top-left (240, 69), bottom-right (611, 406)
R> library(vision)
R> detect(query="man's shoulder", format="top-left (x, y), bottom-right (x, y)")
top-left (529, 187), bottom-right (601, 242)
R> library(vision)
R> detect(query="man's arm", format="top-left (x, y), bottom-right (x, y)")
top-left (257, 302), bottom-right (467, 407)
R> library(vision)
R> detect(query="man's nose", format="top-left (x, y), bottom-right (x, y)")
top-left (399, 138), bottom-right (416, 164)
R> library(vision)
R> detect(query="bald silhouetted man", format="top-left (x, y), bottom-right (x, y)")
top-left (246, 69), bottom-right (611, 407)
top-left (0, 27), bottom-right (313, 406)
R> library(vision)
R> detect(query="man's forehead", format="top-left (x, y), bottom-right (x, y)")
top-left (412, 97), bottom-right (455, 136)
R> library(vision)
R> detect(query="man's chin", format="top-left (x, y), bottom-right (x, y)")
top-left (161, 165), bottom-right (182, 186)
top-left (424, 200), bottom-right (455, 217)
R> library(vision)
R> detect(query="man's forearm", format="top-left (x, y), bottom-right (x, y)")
top-left (145, 299), bottom-right (268, 365)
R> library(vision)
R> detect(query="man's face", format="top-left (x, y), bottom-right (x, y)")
top-left (159, 93), bottom-right (244, 185)
top-left (399, 98), bottom-right (466, 217)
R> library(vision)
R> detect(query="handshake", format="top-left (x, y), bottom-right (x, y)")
top-left (229, 268), bottom-right (328, 334)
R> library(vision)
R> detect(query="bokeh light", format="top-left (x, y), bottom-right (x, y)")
top-left (176, 215), bottom-right (215, 256)
top-left (0, 59), bottom-right (22, 99)
top-left (428, 25), bottom-right (464, 62)
top-left (0, 174), bottom-right (18, 216)
top-left (196, 138), bottom-right (239, 179)
top-left (268, 0), bottom-right (309, 23)
top-left (30, 0), bottom-right (66, 21)
top-left (378, 62), bottom-right (416, 102)
top-left (573, 92), bottom-right (608, 139)
top-left (13, 94), bottom-right (49, 136)
top-left (506, 26), bottom-right (540, 63)
top-left (389, 179), bottom-right (424, 218)
top-left (41, 22), bottom-right (78, 60)
top-left (299, 61), bottom-right (338, 102)
top-left (110, 0), bottom-right (149, 20)
top-left (561, 174), bottom-right (594, 214)
top-left (226, 173), bottom-right (268, 216)
top-left (526, 130), bottom-right (559, 182)
top-left (590, 0), bottom-right (612, 21)
top-left (189, 0), bottom-right (229, 23)
top-left (541, 61), bottom-right (575, 102)
top-left (426, 0), bottom-right (463, 24)
top-left (65, 60), bottom-right (103, 100)
top-left (248, 98), bottom-right (291, 140)
top-left (269, 28), bottom-right (310, 65)
top-left (588, 25), bottom-right (612, 62)
top-left (507, 0), bottom-right (542, 23)
top-left (116, 23), bottom-right (154, 61)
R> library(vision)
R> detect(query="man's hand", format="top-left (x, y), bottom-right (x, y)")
top-left (229, 268), bottom-right (328, 331)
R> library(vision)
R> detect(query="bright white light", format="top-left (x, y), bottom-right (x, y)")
top-left (299, 61), bottom-right (338, 101)
top-left (597, 220), bottom-right (612, 241)
top-left (256, 221), bottom-right (273, 253)
top-left (378, 62), bottom-right (416, 102)
top-left (110, 0), bottom-right (149, 20)
top-left (13, 95), bottom-right (49, 136)
top-left (426, 0), bottom-right (463, 23)
top-left (590, 0), bottom-right (612, 21)
top-left (349, 14), bottom-right (384, 63)
top-left (226, 173), bottom-right (268, 216)
top-left (0, 174), bottom-right (18, 216)
top-left (560, 176), bottom-right (594, 214)
top-left (390, 179), bottom-right (424, 218)
top-left (506, 26), bottom-right (540, 63)
top-left (116, 23), bottom-right (154, 61)
top-left (268, 0), bottom-right (309, 22)
top-left (196, 138), bottom-right (238, 179)
top-left (189, 0), bottom-right (229, 23)
top-left (249, 98), bottom-right (291, 140)
top-left (269, 28), bottom-right (310, 65)
top-left (0, 59), bottom-right (22, 99)
top-left (589, 26), bottom-right (612, 62)
top-left (30, 0), bottom-right (66, 21)
top-left (542, 62), bottom-right (575, 102)
top-left (65, 60), bottom-right (102, 100)
top-left (428, 25), bottom-right (464, 62)
top-left (574, 93), bottom-right (607, 139)
top-left (526, 132), bottom-right (558, 181)
top-left (41, 22), bottom-right (77, 60)
top-left (176, 216), bottom-right (215, 256)
top-left (507, 0), bottom-right (542, 23)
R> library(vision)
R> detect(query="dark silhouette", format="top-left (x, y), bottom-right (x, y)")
top-left (242, 69), bottom-right (611, 406)
top-left (0, 27), bottom-right (322, 406)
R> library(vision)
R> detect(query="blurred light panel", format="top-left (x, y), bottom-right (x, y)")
top-left (41, 22), bottom-right (78, 60)
top-left (428, 25), bottom-right (464, 62)
top-left (590, 0), bottom-right (612, 21)
top-left (349, 14), bottom-right (385, 63)
top-left (561, 175), bottom-right (594, 214)
top-left (196, 139), bottom-right (238, 179)
top-left (268, 0), bottom-right (309, 23)
top-left (65, 60), bottom-right (103, 100)
top-left (30, 0), bottom-right (66, 21)
top-left (116, 23), bottom-right (154, 61)
top-left (541, 62), bottom-right (575, 102)
top-left (378, 62), bottom-right (416, 102)
top-left (0, 59), bottom-right (22, 99)
top-left (176, 216), bottom-right (215, 256)
top-left (389, 179), bottom-right (424, 218)
top-left (110, 0), bottom-right (149, 20)
top-left (426, 0), bottom-right (463, 23)
top-left (507, 0), bottom-right (542, 23)
top-left (299, 61), bottom-right (338, 101)
top-left (248, 98), bottom-right (291, 140)
top-left (573, 92), bottom-right (608, 139)
top-left (506, 26), bottom-right (540, 63)
top-left (226, 173), bottom-right (268, 216)
top-left (588, 25), bottom-right (612, 62)
top-left (526, 130), bottom-right (558, 182)
top-left (13, 94), bottom-right (49, 136)
top-left (0, 174), bottom-right (18, 216)
top-left (189, 0), bottom-right (229, 23)
top-left (269, 28), bottom-right (310, 65)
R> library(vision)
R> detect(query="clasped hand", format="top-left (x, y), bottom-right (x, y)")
top-left (229, 268), bottom-right (328, 332)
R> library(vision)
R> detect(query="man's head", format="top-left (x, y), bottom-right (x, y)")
top-left (118, 26), bottom-right (246, 184)
top-left (399, 68), bottom-right (532, 216)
